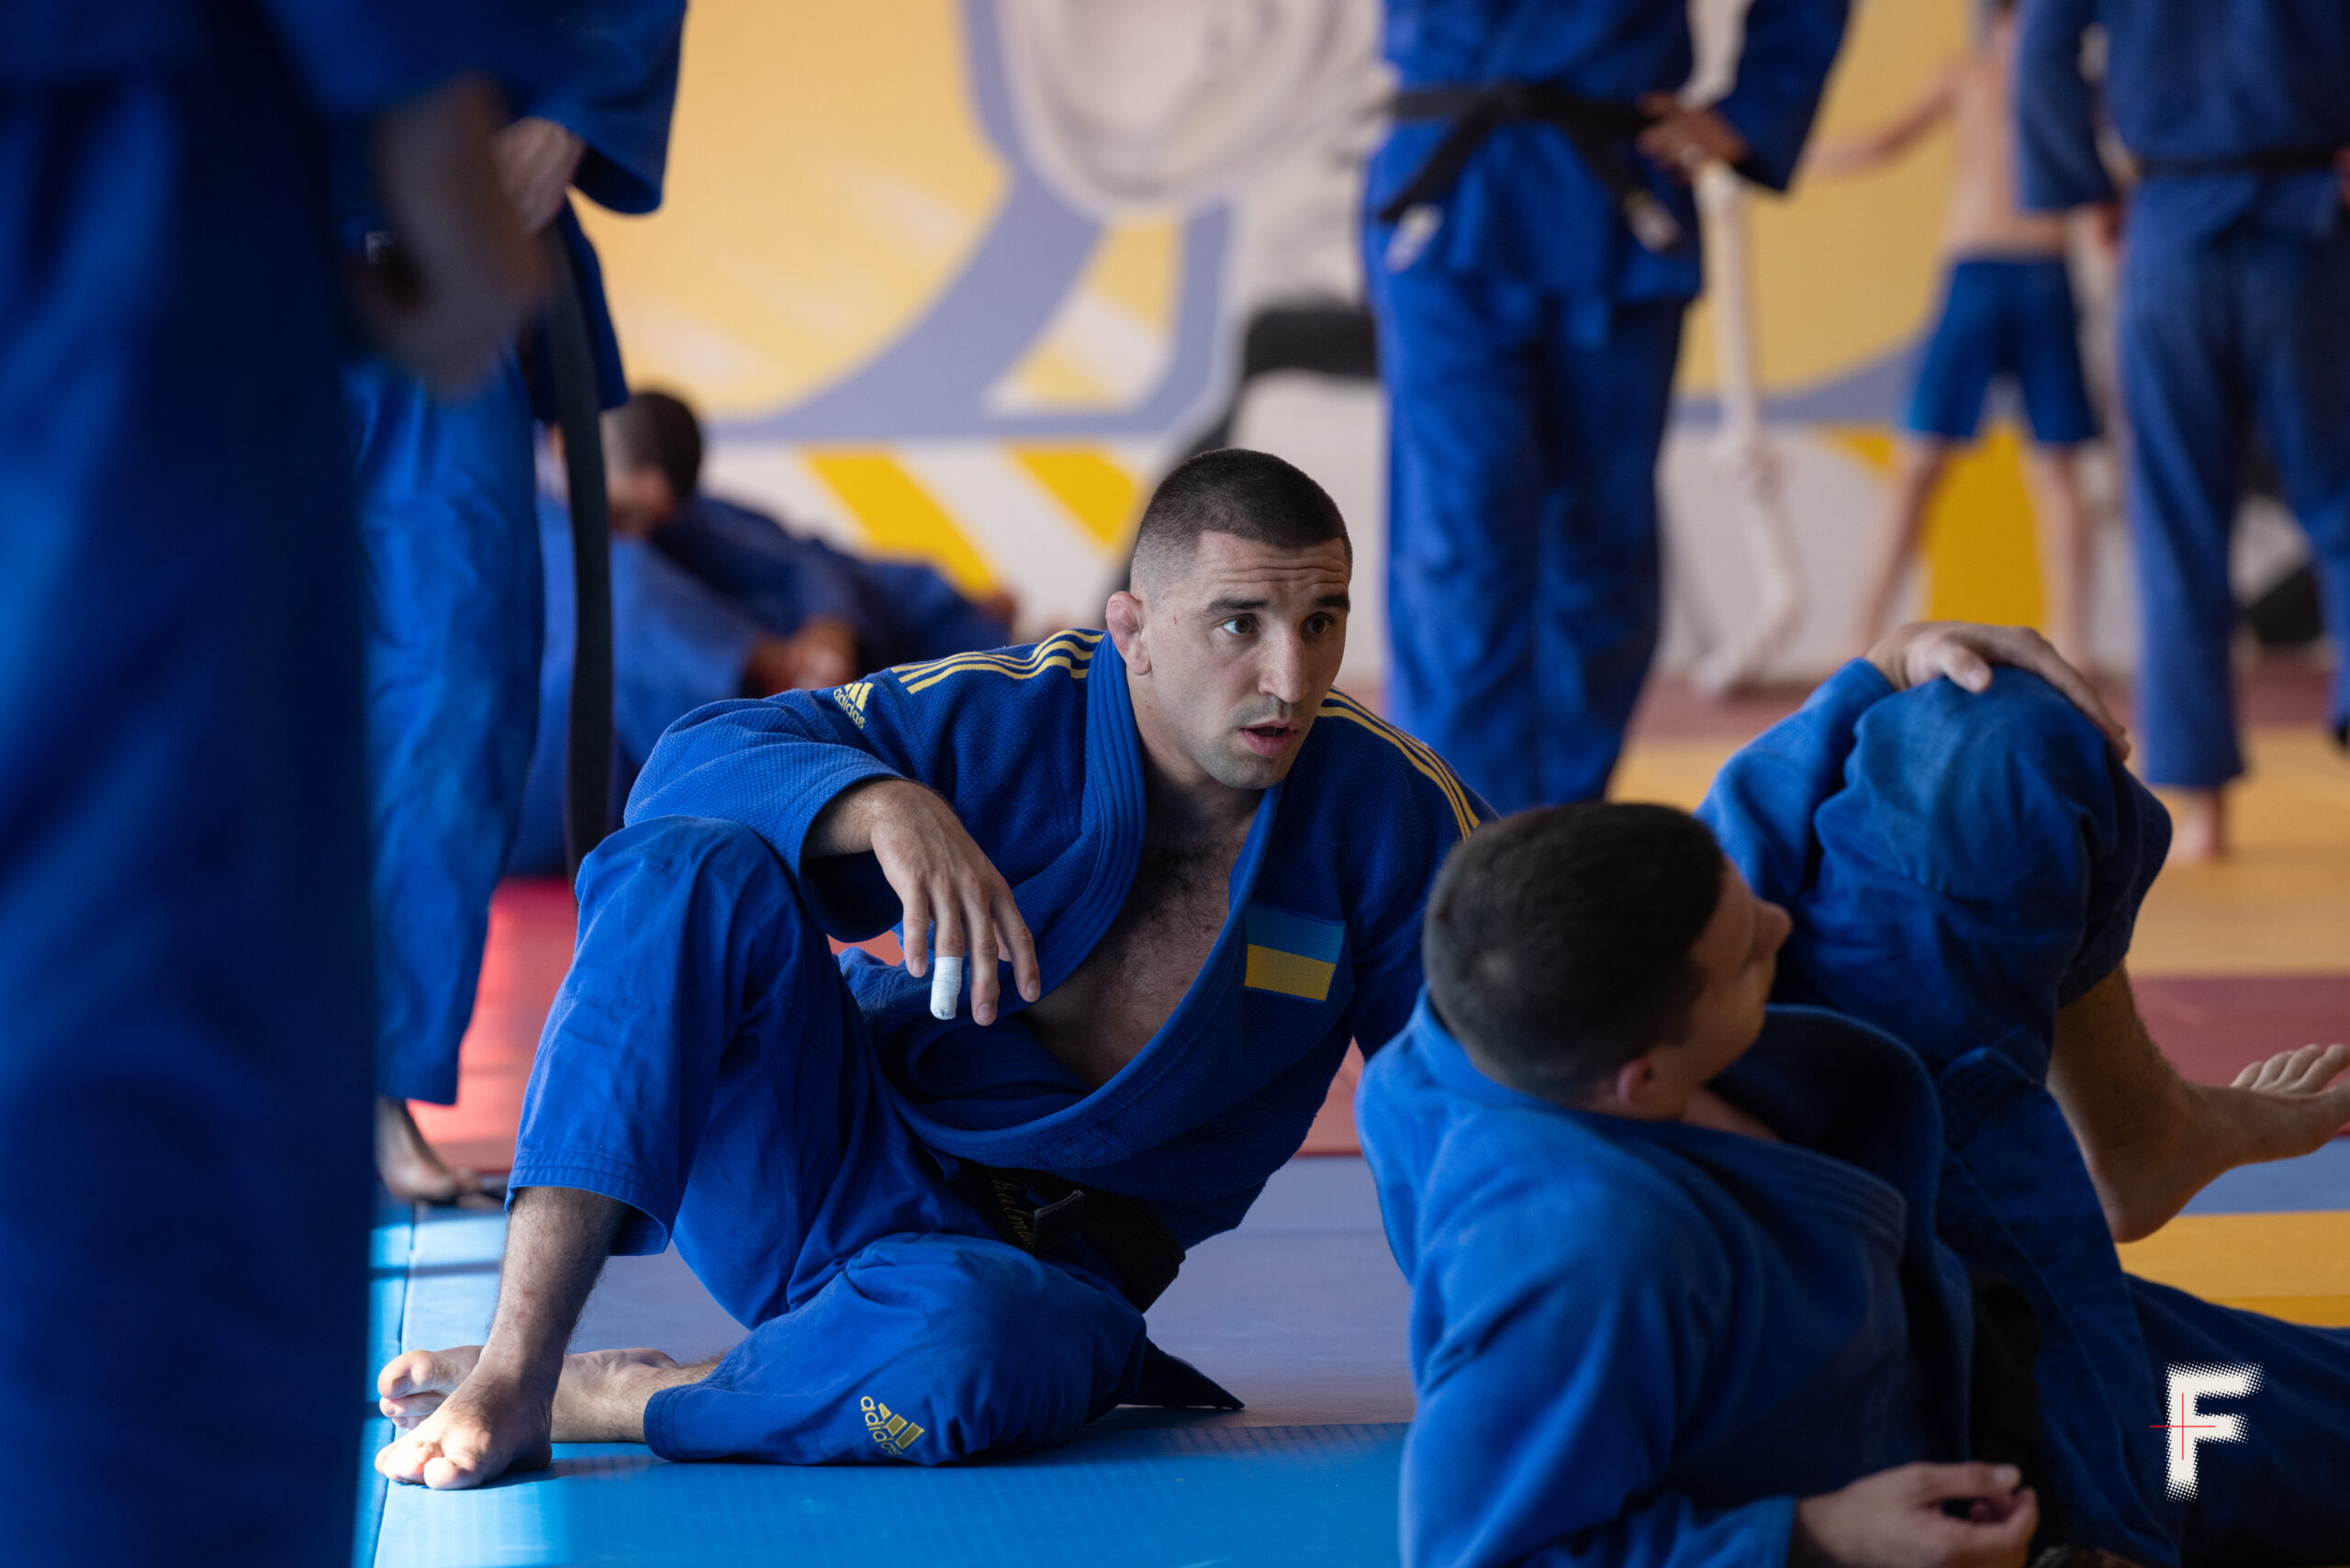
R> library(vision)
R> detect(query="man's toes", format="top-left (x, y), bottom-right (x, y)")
top-left (421, 1452), bottom-right (484, 1491)
top-left (375, 1434), bottom-right (435, 1484)
top-left (382, 1392), bottom-right (446, 1428)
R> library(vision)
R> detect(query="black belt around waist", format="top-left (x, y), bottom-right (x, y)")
top-left (2136, 144), bottom-right (2344, 179)
top-left (1382, 82), bottom-right (1683, 252)
top-left (952, 1161), bottom-right (1186, 1311)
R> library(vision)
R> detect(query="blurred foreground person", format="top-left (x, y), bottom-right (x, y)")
top-left (1808, 0), bottom-right (2102, 670)
top-left (355, 0), bottom-right (685, 1206)
top-left (0, 4), bottom-right (540, 1561)
top-left (2020, 0), bottom-right (2350, 860)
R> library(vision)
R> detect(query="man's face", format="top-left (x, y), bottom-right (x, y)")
top-left (1114, 531), bottom-right (1352, 792)
top-left (597, 419), bottom-right (677, 539)
top-left (1662, 860), bottom-right (1793, 1091)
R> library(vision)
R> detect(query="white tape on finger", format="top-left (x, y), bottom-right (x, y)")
top-left (929, 955), bottom-right (963, 1021)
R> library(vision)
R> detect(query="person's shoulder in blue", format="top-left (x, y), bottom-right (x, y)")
top-left (599, 388), bottom-right (1016, 682)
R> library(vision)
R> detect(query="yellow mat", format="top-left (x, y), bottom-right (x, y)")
top-left (2118, 1210), bottom-right (2350, 1327)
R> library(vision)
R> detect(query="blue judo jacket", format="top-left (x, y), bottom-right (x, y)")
top-left (630, 631), bottom-right (1491, 1242)
top-left (1368, 0), bottom-right (1849, 298)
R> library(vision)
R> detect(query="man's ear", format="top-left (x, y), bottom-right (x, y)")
top-left (1106, 589), bottom-right (1148, 673)
top-left (1611, 1053), bottom-right (1667, 1116)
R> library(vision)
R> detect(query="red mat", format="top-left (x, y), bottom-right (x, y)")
top-left (2133, 974), bottom-right (2350, 1086)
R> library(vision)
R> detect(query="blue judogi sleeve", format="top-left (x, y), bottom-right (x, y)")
top-left (610, 538), bottom-right (761, 767)
top-left (517, 0), bottom-right (685, 216)
top-left (1407, 1199), bottom-right (1796, 1567)
top-left (1693, 659), bottom-right (1889, 911)
top-left (2013, 0), bottom-right (2114, 211)
top-left (653, 497), bottom-right (869, 640)
top-left (1709, 0), bottom-right (1851, 193)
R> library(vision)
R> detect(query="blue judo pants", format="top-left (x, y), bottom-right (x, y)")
top-left (512, 817), bottom-right (1148, 1464)
top-left (0, 25), bottom-right (373, 1565)
top-left (1751, 672), bottom-right (2350, 1565)
top-left (347, 355), bottom-right (542, 1104)
top-left (2119, 220), bottom-right (2350, 787)
top-left (1372, 262), bottom-right (1684, 812)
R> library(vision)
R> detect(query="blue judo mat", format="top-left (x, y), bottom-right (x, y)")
top-left (361, 1159), bottom-right (1413, 1568)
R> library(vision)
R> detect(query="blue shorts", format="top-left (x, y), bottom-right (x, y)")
top-left (1904, 257), bottom-right (2098, 445)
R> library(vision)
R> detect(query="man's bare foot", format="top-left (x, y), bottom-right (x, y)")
top-left (2093, 1043), bottom-right (2350, 1243)
top-left (377, 1343), bottom-right (707, 1478)
top-left (375, 1096), bottom-right (502, 1208)
top-left (375, 1349), bottom-right (554, 1489)
top-left (2165, 787), bottom-right (2227, 865)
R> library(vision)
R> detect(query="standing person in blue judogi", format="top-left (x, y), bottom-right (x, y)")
top-left (1367, 0), bottom-right (1850, 814)
top-left (351, 0), bottom-right (687, 1204)
top-left (364, 450), bottom-right (1490, 1487)
top-left (0, 3), bottom-right (543, 1560)
top-left (1362, 622), bottom-right (2350, 1567)
top-left (2018, 0), bottom-right (2350, 863)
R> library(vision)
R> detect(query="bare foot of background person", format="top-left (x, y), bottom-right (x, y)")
top-left (376, 1096), bottom-right (502, 1208)
top-left (380, 1343), bottom-right (712, 1459)
top-left (2166, 787), bottom-right (2228, 864)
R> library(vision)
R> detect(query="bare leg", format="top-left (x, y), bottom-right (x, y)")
top-left (374, 1186), bottom-right (626, 1488)
top-left (380, 1343), bottom-right (719, 1445)
top-left (1853, 438), bottom-right (1953, 655)
top-left (2020, 443), bottom-right (2097, 674)
top-left (2046, 966), bottom-right (2350, 1242)
top-left (375, 1096), bottom-right (501, 1208)
top-left (2166, 785), bottom-right (2229, 865)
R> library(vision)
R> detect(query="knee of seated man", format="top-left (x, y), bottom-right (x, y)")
top-left (576, 814), bottom-right (790, 908)
top-left (845, 1237), bottom-right (1147, 1462)
top-left (1828, 668), bottom-right (2138, 903)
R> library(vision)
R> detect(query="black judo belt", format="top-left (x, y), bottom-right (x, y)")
top-left (1381, 83), bottom-right (1684, 253)
top-left (2136, 144), bottom-right (2344, 179)
top-left (533, 232), bottom-right (616, 877)
top-left (953, 1163), bottom-right (1186, 1311)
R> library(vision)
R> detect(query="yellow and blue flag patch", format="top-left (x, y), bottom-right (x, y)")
top-left (1242, 904), bottom-right (1345, 1003)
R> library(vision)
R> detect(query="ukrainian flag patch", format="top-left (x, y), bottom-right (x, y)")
top-left (1242, 903), bottom-right (1344, 1002)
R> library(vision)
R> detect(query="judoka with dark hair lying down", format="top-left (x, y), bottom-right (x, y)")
top-left (374, 446), bottom-right (1495, 1486)
top-left (1360, 644), bottom-right (2350, 1568)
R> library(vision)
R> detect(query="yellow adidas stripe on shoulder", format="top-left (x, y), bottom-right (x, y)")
top-left (1315, 692), bottom-right (1479, 840)
top-left (897, 630), bottom-right (1103, 693)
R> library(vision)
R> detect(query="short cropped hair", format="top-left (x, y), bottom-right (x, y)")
top-left (1130, 448), bottom-right (1349, 586)
top-left (606, 389), bottom-right (704, 502)
top-left (1424, 803), bottom-right (1728, 1091)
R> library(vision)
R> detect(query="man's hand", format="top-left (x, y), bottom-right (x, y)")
top-left (1792, 1462), bottom-right (2038, 1568)
top-left (1637, 94), bottom-right (1749, 181)
top-left (351, 75), bottom-right (547, 394)
top-left (809, 778), bottom-right (1043, 1025)
top-left (1866, 621), bottom-right (2130, 760)
top-left (744, 620), bottom-right (859, 696)
top-left (494, 117), bottom-right (588, 235)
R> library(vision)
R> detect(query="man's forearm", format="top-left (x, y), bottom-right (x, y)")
top-left (804, 776), bottom-right (919, 859)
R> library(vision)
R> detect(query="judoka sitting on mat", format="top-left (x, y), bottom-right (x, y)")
top-left (1360, 642), bottom-right (2350, 1566)
top-left (375, 448), bottom-right (1490, 1484)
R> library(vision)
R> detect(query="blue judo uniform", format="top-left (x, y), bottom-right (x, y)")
top-left (512, 631), bottom-right (1486, 1462)
top-left (0, 2), bottom-right (533, 1561)
top-left (509, 492), bottom-right (765, 875)
top-left (652, 493), bottom-right (1016, 673)
top-left (2019, 0), bottom-right (2350, 787)
top-left (1367, 0), bottom-right (1848, 812)
top-left (1363, 666), bottom-right (2350, 1565)
top-left (352, 0), bottom-right (683, 1105)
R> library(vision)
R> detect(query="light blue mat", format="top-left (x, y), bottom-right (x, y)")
top-left (364, 1159), bottom-right (1412, 1568)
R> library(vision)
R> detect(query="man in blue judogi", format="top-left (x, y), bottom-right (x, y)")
top-left (369, 449), bottom-right (1489, 1485)
top-left (352, 0), bottom-right (686, 1203)
top-left (2018, 0), bottom-right (2350, 863)
top-left (1367, 0), bottom-right (1850, 813)
top-left (602, 389), bottom-right (1017, 678)
top-left (1362, 625), bottom-right (2350, 1566)
top-left (0, 4), bottom-right (543, 1560)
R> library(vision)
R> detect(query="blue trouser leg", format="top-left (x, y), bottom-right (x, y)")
top-left (1774, 673), bottom-right (2181, 1562)
top-left (2131, 1278), bottom-right (2350, 1567)
top-left (349, 354), bottom-right (542, 1104)
top-left (514, 817), bottom-right (1147, 1461)
top-left (2120, 224), bottom-right (2350, 785)
top-left (0, 38), bottom-right (371, 1567)
top-left (1374, 264), bottom-right (1682, 812)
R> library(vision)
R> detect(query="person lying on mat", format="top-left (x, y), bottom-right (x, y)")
top-left (373, 447), bottom-right (1490, 1484)
top-left (1360, 666), bottom-right (2350, 1565)
top-left (603, 388), bottom-right (1019, 682)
